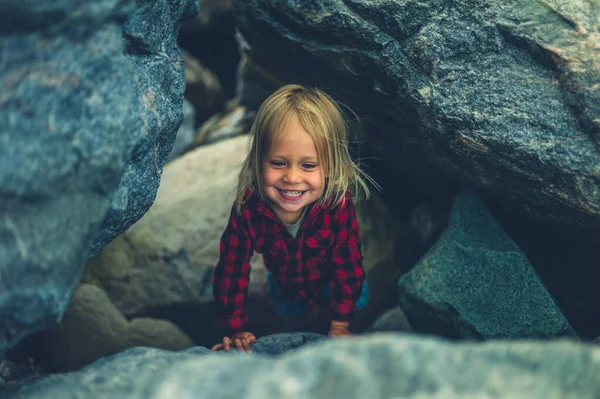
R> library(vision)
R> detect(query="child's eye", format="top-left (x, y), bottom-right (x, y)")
top-left (269, 160), bottom-right (285, 167)
top-left (302, 163), bottom-right (317, 170)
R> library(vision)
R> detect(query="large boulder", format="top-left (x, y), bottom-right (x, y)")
top-left (0, 0), bottom-right (197, 350)
top-left (90, 0), bottom-right (198, 254)
top-left (398, 191), bottom-right (575, 339)
top-left (1, 334), bottom-right (600, 399)
top-left (232, 0), bottom-right (600, 237)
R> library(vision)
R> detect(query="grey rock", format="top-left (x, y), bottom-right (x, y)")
top-left (232, 0), bottom-right (600, 237)
top-left (90, 0), bottom-right (199, 255)
top-left (398, 191), bottom-right (576, 339)
top-left (2, 334), bottom-right (600, 398)
top-left (249, 332), bottom-right (326, 355)
top-left (167, 99), bottom-right (196, 161)
top-left (194, 103), bottom-right (255, 147)
top-left (0, 0), bottom-right (197, 350)
top-left (210, 332), bottom-right (326, 357)
top-left (365, 307), bottom-right (412, 333)
top-left (234, 51), bottom-right (283, 110)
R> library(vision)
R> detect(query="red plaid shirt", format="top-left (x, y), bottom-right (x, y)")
top-left (213, 190), bottom-right (365, 335)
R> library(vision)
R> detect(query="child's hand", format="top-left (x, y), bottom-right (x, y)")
top-left (328, 321), bottom-right (352, 337)
top-left (211, 332), bottom-right (256, 352)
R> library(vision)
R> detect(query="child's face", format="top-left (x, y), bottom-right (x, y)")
top-left (262, 114), bottom-right (324, 224)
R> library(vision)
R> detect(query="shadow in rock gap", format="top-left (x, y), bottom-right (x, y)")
top-left (141, 297), bottom-right (385, 349)
top-left (137, 296), bottom-right (289, 349)
top-left (7, 280), bottom-right (399, 375)
top-left (177, 0), bottom-right (239, 98)
top-left (7, 297), bottom-right (285, 375)
top-left (351, 288), bottom-right (399, 334)
top-left (0, 349), bottom-right (45, 387)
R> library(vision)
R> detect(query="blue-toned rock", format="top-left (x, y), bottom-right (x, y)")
top-left (398, 191), bottom-right (575, 339)
top-left (233, 0), bottom-right (600, 236)
top-left (2, 333), bottom-right (599, 398)
top-left (0, 0), bottom-right (197, 350)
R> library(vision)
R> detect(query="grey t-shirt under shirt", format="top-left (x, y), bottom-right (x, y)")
top-left (281, 207), bottom-right (308, 238)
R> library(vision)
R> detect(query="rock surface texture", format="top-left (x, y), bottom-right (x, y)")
top-left (398, 191), bottom-right (575, 339)
top-left (233, 0), bottom-right (600, 237)
top-left (0, 0), bottom-right (197, 349)
top-left (1, 334), bottom-right (599, 399)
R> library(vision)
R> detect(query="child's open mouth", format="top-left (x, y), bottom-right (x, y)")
top-left (278, 189), bottom-right (305, 200)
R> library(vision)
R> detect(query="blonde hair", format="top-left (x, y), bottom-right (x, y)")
top-left (235, 84), bottom-right (376, 212)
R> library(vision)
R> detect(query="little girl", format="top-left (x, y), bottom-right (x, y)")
top-left (211, 84), bottom-right (374, 352)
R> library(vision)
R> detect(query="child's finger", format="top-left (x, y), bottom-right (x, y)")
top-left (236, 337), bottom-right (253, 352)
top-left (243, 337), bottom-right (253, 352)
top-left (234, 338), bottom-right (245, 351)
top-left (211, 343), bottom-right (224, 351)
top-left (224, 337), bottom-right (232, 351)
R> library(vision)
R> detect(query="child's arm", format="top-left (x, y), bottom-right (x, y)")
top-left (212, 205), bottom-right (254, 350)
top-left (329, 196), bottom-right (365, 336)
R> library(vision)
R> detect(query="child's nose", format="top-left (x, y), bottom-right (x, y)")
top-left (284, 167), bottom-right (302, 184)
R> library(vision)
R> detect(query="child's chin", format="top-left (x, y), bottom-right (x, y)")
top-left (278, 202), bottom-right (304, 212)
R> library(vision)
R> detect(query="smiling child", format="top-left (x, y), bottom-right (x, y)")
top-left (211, 84), bottom-right (374, 352)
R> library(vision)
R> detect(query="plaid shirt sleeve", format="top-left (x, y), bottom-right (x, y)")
top-left (212, 205), bottom-right (254, 336)
top-left (329, 195), bottom-right (365, 322)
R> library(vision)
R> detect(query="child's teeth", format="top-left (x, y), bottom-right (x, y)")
top-left (282, 190), bottom-right (302, 197)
